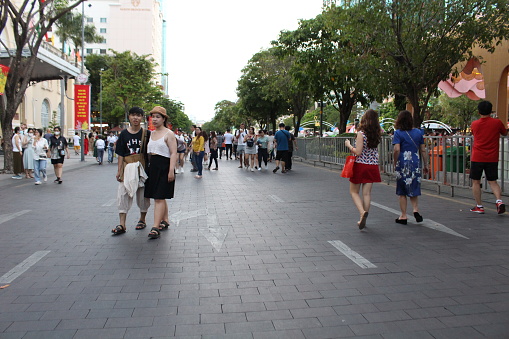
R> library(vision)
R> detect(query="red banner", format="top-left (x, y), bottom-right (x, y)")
top-left (74, 84), bottom-right (90, 130)
top-left (0, 64), bottom-right (9, 95)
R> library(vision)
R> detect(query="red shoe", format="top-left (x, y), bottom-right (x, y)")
top-left (496, 201), bottom-right (505, 214)
top-left (470, 206), bottom-right (485, 214)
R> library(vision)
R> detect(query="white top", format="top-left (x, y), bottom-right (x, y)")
top-left (267, 135), bottom-right (275, 150)
top-left (107, 135), bottom-right (118, 146)
top-left (33, 138), bottom-right (49, 161)
top-left (96, 139), bottom-right (105, 150)
top-left (73, 135), bottom-right (81, 146)
top-left (224, 133), bottom-right (234, 144)
top-left (147, 130), bottom-right (171, 158)
top-left (236, 130), bottom-right (247, 146)
top-left (12, 134), bottom-right (21, 152)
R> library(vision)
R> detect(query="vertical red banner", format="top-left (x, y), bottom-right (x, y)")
top-left (0, 64), bottom-right (9, 95)
top-left (74, 84), bottom-right (90, 130)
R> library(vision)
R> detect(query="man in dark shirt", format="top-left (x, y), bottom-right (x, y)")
top-left (111, 107), bottom-right (151, 235)
top-left (273, 123), bottom-right (291, 173)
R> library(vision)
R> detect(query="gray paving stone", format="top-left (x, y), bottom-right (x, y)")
top-left (174, 323), bottom-right (225, 336)
top-left (5, 320), bottom-right (59, 332)
top-left (225, 320), bottom-right (274, 333)
top-left (273, 317), bottom-right (322, 331)
top-left (20, 330), bottom-right (77, 339)
top-left (73, 327), bottom-right (126, 339)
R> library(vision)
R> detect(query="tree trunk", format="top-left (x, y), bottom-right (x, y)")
top-left (407, 92), bottom-right (423, 129)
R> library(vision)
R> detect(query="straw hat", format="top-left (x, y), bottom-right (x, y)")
top-left (149, 106), bottom-right (168, 118)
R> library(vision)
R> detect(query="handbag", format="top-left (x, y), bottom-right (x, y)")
top-left (341, 155), bottom-right (356, 178)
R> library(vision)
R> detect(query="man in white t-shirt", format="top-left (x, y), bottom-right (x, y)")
top-left (236, 123), bottom-right (247, 168)
top-left (72, 132), bottom-right (81, 155)
top-left (223, 129), bottom-right (234, 160)
top-left (107, 132), bottom-right (118, 163)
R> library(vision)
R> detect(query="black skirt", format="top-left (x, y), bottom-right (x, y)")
top-left (144, 154), bottom-right (175, 199)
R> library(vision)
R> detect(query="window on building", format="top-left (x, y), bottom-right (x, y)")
top-left (101, 38), bottom-right (106, 44)
top-left (100, 28), bottom-right (107, 33)
top-left (100, 49), bottom-right (106, 54)
top-left (100, 18), bottom-right (107, 23)
top-left (41, 99), bottom-right (50, 128)
top-left (86, 48), bottom-right (93, 54)
top-left (87, 17), bottom-right (93, 23)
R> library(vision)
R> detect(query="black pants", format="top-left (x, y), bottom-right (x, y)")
top-left (225, 144), bottom-right (233, 159)
top-left (286, 151), bottom-right (293, 170)
top-left (258, 148), bottom-right (268, 167)
top-left (233, 144), bottom-right (238, 158)
top-left (219, 147), bottom-right (224, 158)
top-left (208, 149), bottom-right (218, 169)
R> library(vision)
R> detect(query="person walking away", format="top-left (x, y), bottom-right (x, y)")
top-left (208, 131), bottom-right (219, 170)
top-left (273, 123), bottom-right (291, 173)
top-left (267, 130), bottom-right (275, 162)
top-left (469, 100), bottom-right (507, 214)
top-left (22, 128), bottom-right (35, 178)
top-left (236, 123), bottom-right (248, 168)
top-left (257, 129), bottom-right (269, 170)
top-left (32, 129), bottom-right (49, 185)
top-left (203, 130), bottom-right (210, 166)
top-left (48, 126), bottom-right (69, 184)
top-left (84, 133), bottom-right (89, 155)
top-left (345, 110), bottom-right (383, 230)
top-left (73, 132), bottom-right (81, 155)
top-left (11, 127), bottom-right (24, 179)
top-left (284, 125), bottom-right (298, 171)
top-left (224, 129), bottom-right (234, 160)
top-left (111, 107), bottom-right (151, 235)
top-left (175, 129), bottom-right (187, 173)
top-left (192, 127), bottom-right (205, 179)
top-left (217, 132), bottom-right (225, 159)
top-left (189, 125), bottom-right (198, 172)
top-left (96, 135), bottom-right (106, 165)
top-left (392, 110), bottom-right (429, 224)
top-left (244, 126), bottom-right (257, 171)
top-left (144, 106), bottom-right (177, 239)
top-left (107, 131), bottom-right (118, 163)
top-left (88, 132), bottom-right (94, 156)
top-left (43, 128), bottom-right (52, 143)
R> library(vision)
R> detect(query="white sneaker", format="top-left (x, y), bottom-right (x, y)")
top-left (258, 167), bottom-right (261, 171)
top-left (250, 168), bottom-right (254, 172)
top-left (35, 181), bottom-right (42, 185)
top-left (43, 173), bottom-right (47, 181)
top-left (265, 164), bottom-right (268, 170)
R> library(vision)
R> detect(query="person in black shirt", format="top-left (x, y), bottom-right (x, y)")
top-left (111, 107), bottom-right (151, 235)
top-left (48, 126), bottom-right (69, 184)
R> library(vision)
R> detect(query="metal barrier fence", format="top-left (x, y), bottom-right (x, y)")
top-left (295, 135), bottom-right (509, 195)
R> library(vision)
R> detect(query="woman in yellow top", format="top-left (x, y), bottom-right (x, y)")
top-left (192, 127), bottom-right (205, 179)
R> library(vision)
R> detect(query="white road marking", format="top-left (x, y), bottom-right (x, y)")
top-left (245, 177), bottom-right (255, 182)
top-left (170, 209), bottom-right (228, 251)
top-left (200, 213), bottom-right (228, 252)
top-left (269, 194), bottom-right (284, 203)
top-left (102, 199), bottom-right (117, 207)
top-left (371, 202), bottom-right (468, 239)
top-left (328, 240), bottom-right (377, 269)
top-left (0, 251), bottom-right (51, 283)
top-left (0, 210), bottom-right (31, 226)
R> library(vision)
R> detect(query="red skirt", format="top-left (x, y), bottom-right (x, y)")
top-left (349, 162), bottom-right (381, 184)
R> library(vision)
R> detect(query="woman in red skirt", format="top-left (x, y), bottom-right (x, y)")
top-left (345, 109), bottom-right (382, 230)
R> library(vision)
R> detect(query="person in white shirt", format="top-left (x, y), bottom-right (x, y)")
top-left (72, 132), bottom-right (81, 155)
top-left (95, 135), bottom-right (106, 165)
top-left (32, 128), bottom-right (49, 185)
top-left (223, 129), bottom-right (234, 160)
top-left (106, 132), bottom-right (118, 163)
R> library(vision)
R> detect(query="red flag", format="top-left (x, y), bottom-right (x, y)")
top-left (0, 64), bottom-right (9, 95)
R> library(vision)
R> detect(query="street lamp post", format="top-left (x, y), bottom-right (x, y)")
top-left (100, 68), bottom-right (103, 134)
top-left (80, 1), bottom-right (85, 161)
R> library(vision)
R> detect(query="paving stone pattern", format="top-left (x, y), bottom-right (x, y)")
top-left (0, 154), bottom-right (508, 338)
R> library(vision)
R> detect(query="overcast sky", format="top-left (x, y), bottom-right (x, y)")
top-left (164, 0), bottom-right (323, 123)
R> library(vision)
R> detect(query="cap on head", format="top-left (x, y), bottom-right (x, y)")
top-left (478, 101), bottom-right (493, 115)
top-left (129, 107), bottom-right (144, 116)
top-left (150, 106), bottom-right (168, 118)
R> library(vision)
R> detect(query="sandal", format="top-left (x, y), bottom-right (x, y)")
top-left (135, 220), bottom-right (147, 230)
top-left (111, 225), bottom-right (126, 235)
top-left (160, 220), bottom-right (169, 230)
top-left (148, 227), bottom-right (160, 239)
top-left (358, 211), bottom-right (369, 230)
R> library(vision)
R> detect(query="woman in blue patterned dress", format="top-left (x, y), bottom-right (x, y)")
top-left (393, 110), bottom-right (429, 224)
top-left (345, 109), bottom-right (382, 230)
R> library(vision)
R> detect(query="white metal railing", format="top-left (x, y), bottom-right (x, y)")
top-left (295, 135), bottom-right (509, 195)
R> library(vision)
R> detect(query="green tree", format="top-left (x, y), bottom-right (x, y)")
top-left (101, 50), bottom-right (163, 123)
top-left (340, 0), bottom-right (509, 128)
top-left (0, 0), bottom-right (86, 172)
top-left (432, 94), bottom-right (479, 133)
top-left (275, 11), bottom-right (380, 133)
top-left (54, 11), bottom-right (103, 62)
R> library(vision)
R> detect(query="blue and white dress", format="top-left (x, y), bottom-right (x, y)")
top-left (393, 128), bottom-right (424, 197)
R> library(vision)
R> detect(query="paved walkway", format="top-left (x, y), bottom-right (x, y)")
top-left (0, 154), bottom-right (508, 338)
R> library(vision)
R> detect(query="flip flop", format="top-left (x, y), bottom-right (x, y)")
top-left (111, 225), bottom-right (126, 235)
top-left (135, 220), bottom-right (147, 230)
top-left (358, 212), bottom-right (369, 230)
top-left (148, 227), bottom-right (160, 239)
